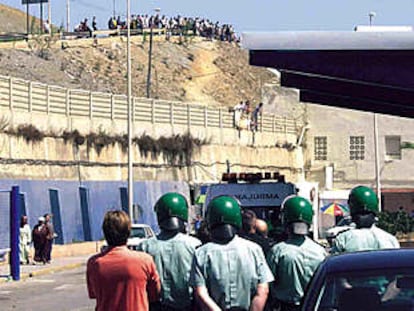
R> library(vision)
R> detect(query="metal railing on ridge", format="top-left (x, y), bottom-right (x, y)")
top-left (0, 75), bottom-right (301, 133)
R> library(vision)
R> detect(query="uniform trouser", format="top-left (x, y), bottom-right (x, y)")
top-left (150, 302), bottom-right (193, 311)
top-left (269, 300), bottom-right (300, 311)
top-left (279, 302), bottom-right (300, 311)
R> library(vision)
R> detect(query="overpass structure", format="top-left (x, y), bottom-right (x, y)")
top-left (242, 31), bottom-right (414, 118)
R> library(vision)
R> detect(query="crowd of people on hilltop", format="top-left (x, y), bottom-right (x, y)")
top-left (72, 13), bottom-right (237, 42)
top-left (74, 17), bottom-right (98, 36)
top-left (107, 14), bottom-right (238, 42)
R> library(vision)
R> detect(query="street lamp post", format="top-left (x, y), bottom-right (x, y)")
top-left (26, 3), bottom-right (30, 36)
top-left (146, 8), bottom-right (160, 98)
top-left (373, 113), bottom-right (382, 212)
top-left (48, 0), bottom-right (51, 33)
top-left (40, 2), bottom-right (43, 33)
top-left (66, 0), bottom-right (70, 32)
top-left (146, 25), bottom-right (153, 98)
top-left (127, 0), bottom-right (134, 221)
top-left (369, 11), bottom-right (376, 26)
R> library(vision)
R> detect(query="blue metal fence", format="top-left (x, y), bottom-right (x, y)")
top-left (0, 186), bottom-right (22, 281)
top-left (0, 190), bottom-right (10, 250)
top-left (79, 187), bottom-right (92, 242)
top-left (0, 180), bottom-right (190, 246)
top-left (49, 189), bottom-right (64, 245)
top-left (10, 186), bottom-right (21, 280)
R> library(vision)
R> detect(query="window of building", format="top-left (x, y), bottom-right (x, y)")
top-left (349, 136), bottom-right (365, 160)
top-left (385, 136), bottom-right (401, 160)
top-left (314, 136), bottom-right (327, 160)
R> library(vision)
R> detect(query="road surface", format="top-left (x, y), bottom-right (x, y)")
top-left (0, 266), bottom-right (94, 311)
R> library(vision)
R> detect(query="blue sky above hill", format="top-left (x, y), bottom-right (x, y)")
top-left (3, 0), bottom-right (414, 33)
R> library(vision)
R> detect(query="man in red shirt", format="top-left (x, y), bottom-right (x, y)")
top-left (87, 211), bottom-right (160, 311)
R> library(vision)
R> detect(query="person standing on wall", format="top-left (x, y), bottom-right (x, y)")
top-left (44, 213), bottom-right (55, 264)
top-left (251, 102), bottom-right (263, 132)
top-left (232, 101), bottom-right (244, 130)
top-left (190, 196), bottom-right (274, 311)
top-left (138, 193), bottom-right (201, 311)
top-left (267, 196), bottom-right (327, 311)
top-left (87, 210), bottom-right (160, 311)
top-left (331, 185), bottom-right (400, 253)
top-left (19, 215), bottom-right (31, 265)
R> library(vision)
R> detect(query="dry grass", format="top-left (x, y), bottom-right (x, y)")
top-left (0, 3), bottom-right (278, 108)
top-left (0, 4), bottom-right (39, 33)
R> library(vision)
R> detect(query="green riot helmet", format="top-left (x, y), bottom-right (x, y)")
top-left (348, 186), bottom-right (379, 216)
top-left (155, 192), bottom-right (188, 230)
top-left (282, 196), bottom-right (314, 225)
top-left (206, 196), bottom-right (242, 229)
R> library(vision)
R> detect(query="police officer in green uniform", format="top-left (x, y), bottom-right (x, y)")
top-left (331, 185), bottom-right (400, 254)
top-left (138, 192), bottom-right (201, 311)
top-left (190, 196), bottom-right (274, 311)
top-left (267, 196), bottom-right (327, 311)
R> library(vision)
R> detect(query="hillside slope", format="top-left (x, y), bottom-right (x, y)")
top-left (0, 4), bottom-right (35, 33)
top-left (0, 4), bottom-right (276, 107)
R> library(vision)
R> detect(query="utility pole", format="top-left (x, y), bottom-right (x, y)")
top-left (127, 0), bottom-right (134, 221)
top-left (48, 0), bottom-right (51, 33)
top-left (374, 113), bottom-right (382, 212)
top-left (66, 0), bottom-right (70, 32)
top-left (146, 24), bottom-right (154, 98)
top-left (26, 3), bottom-right (30, 36)
top-left (146, 8), bottom-right (161, 98)
top-left (40, 2), bottom-right (43, 33)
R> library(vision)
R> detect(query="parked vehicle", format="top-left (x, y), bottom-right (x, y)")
top-left (204, 172), bottom-right (297, 226)
top-left (302, 249), bottom-right (414, 311)
top-left (127, 224), bottom-right (155, 250)
top-left (101, 224), bottom-right (155, 251)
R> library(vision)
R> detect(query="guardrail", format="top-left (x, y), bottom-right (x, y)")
top-left (0, 75), bottom-right (301, 134)
top-left (0, 33), bottom-right (27, 43)
top-left (61, 27), bottom-right (166, 40)
top-left (0, 28), bottom-right (169, 43)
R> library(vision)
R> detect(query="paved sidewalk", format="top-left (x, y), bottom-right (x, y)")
top-left (0, 254), bottom-right (91, 283)
top-left (0, 241), bottom-right (102, 283)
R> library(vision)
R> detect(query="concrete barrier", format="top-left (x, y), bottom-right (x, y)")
top-left (0, 242), bottom-right (103, 266)
top-left (51, 241), bottom-right (104, 258)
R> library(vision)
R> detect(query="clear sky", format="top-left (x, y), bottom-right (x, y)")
top-left (2, 0), bottom-right (414, 32)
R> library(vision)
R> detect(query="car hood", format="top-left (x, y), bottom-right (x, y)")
top-left (127, 237), bottom-right (145, 246)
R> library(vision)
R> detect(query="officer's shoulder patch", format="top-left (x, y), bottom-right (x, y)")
top-left (335, 228), bottom-right (352, 238)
